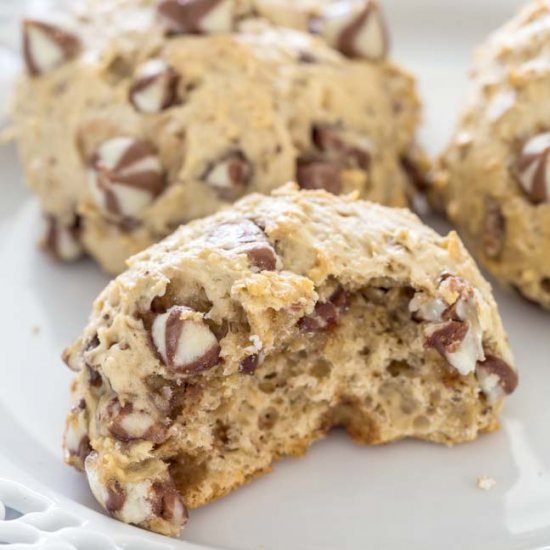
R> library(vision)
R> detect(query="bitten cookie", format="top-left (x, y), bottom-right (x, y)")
top-left (12, 0), bottom-right (425, 274)
top-left (431, 0), bottom-right (550, 309)
top-left (62, 184), bottom-right (516, 536)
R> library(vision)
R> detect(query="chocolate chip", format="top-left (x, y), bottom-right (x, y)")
top-left (105, 479), bottom-right (126, 514)
top-left (517, 132), bottom-right (550, 203)
top-left (105, 399), bottom-right (167, 444)
top-left (296, 159), bottom-right (342, 194)
top-left (298, 288), bottom-right (350, 332)
top-left (312, 125), bottom-right (371, 170)
top-left (42, 215), bottom-right (83, 262)
top-left (476, 354), bottom-right (518, 399)
top-left (88, 137), bottom-right (165, 220)
top-left (482, 197), bottom-right (506, 259)
top-left (151, 305), bottom-right (221, 376)
top-left (206, 220), bottom-right (279, 271)
top-left (151, 480), bottom-right (188, 525)
top-left (22, 19), bottom-right (80, 76)
top-left (130, 59), bottom-right (179, 113)
top-left (310, 1), bottom-right (389, 61)
top-left (542, 278), bottom-right (550, 293)
top-left (158, 0), bottom-right (234, 34)
top-left (204, 151), bottom-right (252, 200)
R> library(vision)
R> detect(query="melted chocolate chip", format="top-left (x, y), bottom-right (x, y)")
top-left (426, 321), bottom-right (468, 356)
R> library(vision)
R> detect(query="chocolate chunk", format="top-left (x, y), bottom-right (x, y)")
top-left (517, 132), bottom-right (550, 204)
top-left (151, 305), bottom-right (221, 375)
top-left (296, 160), bottom-right (342, 194)
top-left (22, 19), bottom-right (80, 76)
top-left (88, 137), bottom-right (165, 220)
top-left (158, 0), bottom-right (234, 34)
top-left (130, 59), bottom-right (179, 113)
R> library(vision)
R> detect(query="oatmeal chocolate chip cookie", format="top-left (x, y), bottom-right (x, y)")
top-left (431, 0), bottom-right (550, 309)
top-left (12, 0), bottom-right (425, 274)
top-left (63, 184), bottom-right (516, 536)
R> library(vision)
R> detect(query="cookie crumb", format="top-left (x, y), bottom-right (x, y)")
top-left (477, 475), bottom-right (496, 491)
top-left (31, 325), bottom-right (41, 335)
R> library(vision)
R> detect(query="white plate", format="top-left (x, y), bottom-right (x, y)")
top-left (2, 1), bottom-right (550, 549)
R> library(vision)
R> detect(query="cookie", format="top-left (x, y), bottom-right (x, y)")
top-left (431, 0), bottom-right (550, 308)
top-left (62, 184), bottom-right (516, 536)
top-left (12, 0), bottom-right (424, 274)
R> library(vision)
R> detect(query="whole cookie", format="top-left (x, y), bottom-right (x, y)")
top-left (13, 0), bottom-right (425, 274)
top-left (63, 184), bottom-right (516, 536)
top-left (431, 0), bottom-right (550, 309)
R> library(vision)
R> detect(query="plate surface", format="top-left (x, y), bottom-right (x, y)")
top-left (2, 1), bottom-right (550, 549)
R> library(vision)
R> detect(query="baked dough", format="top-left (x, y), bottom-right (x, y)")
top-left (13, 0), bottom-right (425, 274)
top-left (63, 184), bottom-right (517, 536)
top-left (431, 0), bottom-right (550, 308)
